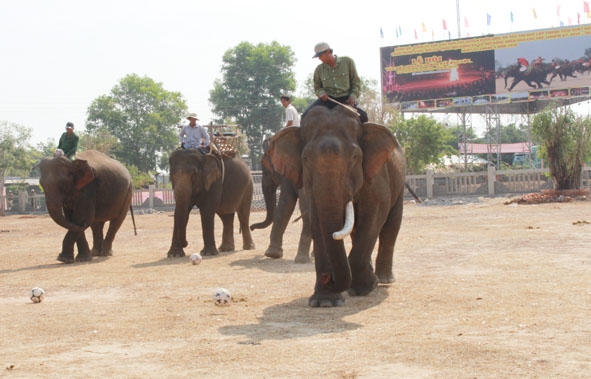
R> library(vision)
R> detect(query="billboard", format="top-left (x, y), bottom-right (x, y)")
top-left (381, 25), bottom-right (591, 113)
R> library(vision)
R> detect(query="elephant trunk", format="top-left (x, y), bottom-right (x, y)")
top-left (249, 168), bottom-right (278, 231)
top-left (46, 200), bottom-right (85, 232)
top-left (317, 201), bottom-right (352, 293)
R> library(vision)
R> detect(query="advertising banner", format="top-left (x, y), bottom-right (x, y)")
top-left (381, 25), bottom-right (591, 112)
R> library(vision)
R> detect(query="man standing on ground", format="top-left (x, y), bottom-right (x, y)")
top-left (302, 42), bottom-right (368, 123)
top-left (280, 95), bottom-right (300, 128)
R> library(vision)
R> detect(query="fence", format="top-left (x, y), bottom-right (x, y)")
top-left (4, 167), bottom-right (591, 214)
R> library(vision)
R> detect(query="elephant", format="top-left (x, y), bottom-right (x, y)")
top-left (249, 137), bottom-right (312, 263)
top-left (167, 149), bottom-right (255, 257)
top-left (38, 150), bottom-right (134, 264)
top-left (267, 106), bottom-right (406, 307)
top-left (549, 61), bottom-right (577, 82)
top-left (503, 64), bottom-right (550, 91)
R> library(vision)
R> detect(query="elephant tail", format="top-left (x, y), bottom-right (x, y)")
top-left (130, 204), bottom-right (137, 236)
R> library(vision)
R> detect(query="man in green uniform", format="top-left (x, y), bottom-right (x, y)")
top-left (57, 122), bottom-right (79, 160)
top-left (302, 42), bottom-right (368, 123)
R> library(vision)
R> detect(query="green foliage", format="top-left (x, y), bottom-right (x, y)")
top-left (125, 164), bottom-right (154, 189)
top-left (86, 74), bottom-right (187, 173)
top-left (532, 105), bottom-right (591, 189)
top-left (388, 115), bottom-right (457, 174)
top-left (79, 127), bottom-right (120, 154)
top-left (0, 121), bottom-right (32, 178)
top-left (0, 121), bottom-right (33, 215)
top-left (209, 41), bottom-right (297, 166)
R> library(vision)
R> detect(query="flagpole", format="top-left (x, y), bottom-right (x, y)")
top-left (456, 0), bottom-right (461, 38)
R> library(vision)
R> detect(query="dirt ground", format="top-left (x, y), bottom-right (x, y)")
top-left (1, 196), bottom-right (590, 378)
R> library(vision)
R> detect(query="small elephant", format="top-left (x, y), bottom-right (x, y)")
top-left (167, 149), bottom-right (255, 257)
top-left (39, 150), bottom-right (134, 263)
top-left (268, 106), bottom-right (406, 307)
top-left (249, 137), bottom-right (312, 263)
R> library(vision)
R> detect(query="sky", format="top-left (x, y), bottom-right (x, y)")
top-left (2, 0), bottom-right (591, 145)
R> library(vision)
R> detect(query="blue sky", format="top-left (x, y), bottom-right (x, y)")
top-left (1, 0), bottom-right (590, 144)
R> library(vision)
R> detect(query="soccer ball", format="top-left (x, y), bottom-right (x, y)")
top-left (189, 253), bottom-right (202, 265)
top-left (212, 288), bottom-right (232, 306)
top-left (30, 287), bottom-right (45, 303)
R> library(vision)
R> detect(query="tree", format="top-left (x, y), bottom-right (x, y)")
top-left (389, 115), bottom-right (457, 174)
top-left (531, 105), bottom-right (591, 190)
top-left (86, 74), bottom-right (187, 173)
top-left (0, 121), bottom-right (32, 216)
top-left (209, 41), bottom-right (296, 167)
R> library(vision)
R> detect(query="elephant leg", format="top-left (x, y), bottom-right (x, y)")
top-left (347, 228), bottom-right (380, 297)
top-left (57, 230), bottom-right (79, 264)
top-left (75, 232), bottom-right (92, 262)
top-left (168, 204), bottom-right (192, 257)
top-left (218, 213), bottom-right (236, 252)
top-left (266, 181), bottom-right (297, 259)
top-left (237, 202), bottom-right (255, 251)
top-left (200, 209), bottom-right (219, 256)
top-left (100, 205), bottom-right (128, 256)
top-left (294, 197), bottom-right (313, 263)
top-left (374, 196), bottom-right (404, 285)
top-left (90, 222), bottom-right (105, 256)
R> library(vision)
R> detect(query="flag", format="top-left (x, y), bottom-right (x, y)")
top-left (448, 30), bottom-right (451, 40)
top-left (569, 16), bottom-right (573, 25)
top-left (422, 22), bottom-right (427, 33)
top-left (398, 25), bottom-right (402, 37)
top-left (395, 27), bottom-right (399, 39)
top-left (578, 12), bottom-right (581, 23)
top-left (533, 8), bottom-right (537, 20)
top-left (432, 30), bottom-right (434, 40)
top-left (557, 5), bottom-right (560, 16)
top-left (487, 13), bottom-right (491, 26)
top-left (585, 1), bottom-right (590, 13)
top-left (442, 19), bottom-right (447, 30)
top-left (380, 27), bottom-right (384, 38)
top-left (510, 11), bottom-right (514, 23)
top-left (560, 21), bottom-right (564, 27)
top-left (464, 16), bottom-right (469, 27)
top-left (414, 29), bottom-right (418, 40)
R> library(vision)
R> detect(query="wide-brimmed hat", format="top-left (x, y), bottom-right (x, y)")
top-left (186, 113), bottom-right (199, 120)
top-left (65, 122), bottom-right (74, 129)
top-left (313, 42), bottom-right (331, 58)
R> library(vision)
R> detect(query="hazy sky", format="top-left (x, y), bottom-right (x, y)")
top-left (1, 0), bottom-right (589, 145)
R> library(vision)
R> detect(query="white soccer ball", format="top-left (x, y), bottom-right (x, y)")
top-left (189, 253), bottom-right (202, 265)
top-left (30, 287), bottom-right (45, 303)
top-left (212, 288), bottom-right (232, 306)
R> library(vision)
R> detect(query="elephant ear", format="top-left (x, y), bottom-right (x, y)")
top-left (360, 123), bottom-right (398, 182)
top-left (72, 159), bottom-right (95, 191)
top-left (268, 127), bottom-right (303, 188)
top-left (202, 156), bottom-right (221, 192)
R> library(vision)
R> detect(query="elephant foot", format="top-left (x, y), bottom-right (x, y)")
top-left (243, 240), bottom-right (256, 250)
top-left (308, 292), bottom-right (345, 307)
top-left (57, 253), bottom-right (75, 264)
top-left (218, 244), bottom-right (234, 253)
top-left (201, 248), bottom-right (219, 256)
top-left (264, 246), bottom-right (283, 259)
top-left (167, 248), bottom-right (186, 258)
top-left (377, 271), bottom-right (395, 284)
top-left (75, 253), bottom-right (93, 262)
top-left (348, 274), bottom-right (378, 297)
top-left (91, 248), bottom-right (100, 257)
top-left (294, 254), bottom-right (312, 264)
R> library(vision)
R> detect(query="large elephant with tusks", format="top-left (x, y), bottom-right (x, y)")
top-left (267, 106), bottom-right (406, 307)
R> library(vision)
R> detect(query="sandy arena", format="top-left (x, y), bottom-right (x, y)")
top-left (1, 196), bottom-right (590, 378)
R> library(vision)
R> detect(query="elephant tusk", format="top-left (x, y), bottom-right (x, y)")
top-left (332, 201), bottom-right (354, 240)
